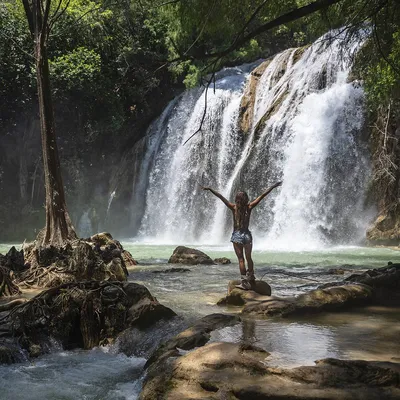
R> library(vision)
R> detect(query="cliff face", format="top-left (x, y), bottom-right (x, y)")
top-left (367, 99), bottom-right (400, 245)
top-left (1, 47), bottom-right (398, 244)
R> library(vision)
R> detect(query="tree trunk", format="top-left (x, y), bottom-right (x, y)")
top-left (31, 0), bottom-right (77, 246)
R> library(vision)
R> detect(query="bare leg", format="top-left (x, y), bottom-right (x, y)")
top-left (244, 243), bottom-right (254, 279)
top-left (233, 243), bottom-right (246, 276)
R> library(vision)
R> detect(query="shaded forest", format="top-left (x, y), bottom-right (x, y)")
top-left (0, 0), bottom-right (399, 242)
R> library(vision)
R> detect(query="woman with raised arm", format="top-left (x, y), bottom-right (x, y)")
top-left (201, 182), bottom-right (282, 290)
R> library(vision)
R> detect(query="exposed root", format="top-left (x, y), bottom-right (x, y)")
top-left (1, 280), bottom-right (175, 358)
top-left (0, 267), bottom-right (21, 297)
top-left (0, 298), bottom-right (27, 312)
top-left (18, 233), bottom-right (133, 290)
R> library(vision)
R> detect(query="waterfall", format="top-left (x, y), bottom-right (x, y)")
top-left (134, 31), bottom-right (370, 249)
top-left (106, 190), bottom-right (116, 219)
top-left (78, 210), bottom-right (93, 238)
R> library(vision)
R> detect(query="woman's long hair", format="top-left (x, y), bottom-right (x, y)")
top-left (235, 191), bottom-right (249, 229)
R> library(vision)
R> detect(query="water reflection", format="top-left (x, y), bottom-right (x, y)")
top-left (210, 306), bottom-right (400, 368)
top-left (211, 320), bottom-right (337, 367)
top-left (241, 318), bottom-right (257, 346)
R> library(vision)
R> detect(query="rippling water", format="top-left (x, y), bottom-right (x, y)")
top-left (0, 347), bottom-right (145, 400)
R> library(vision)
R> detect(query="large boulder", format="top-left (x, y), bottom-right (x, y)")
top-left (318, 262), bottom-right (400, 305)
top-left (218, 263), bottom-right (400, 316)
top-left (1, 281), bottom-right (176, 361)
top-left (367, 211), bottom-right (400, 246)
top-left (217, 283), bottom-right (373, 317)
top-left (145, 313), bottom-right (240, 369)
top-left (0, 246), bottom-right (25, 297)
top-left (344, 263), bottom-right (400, 303)
top-left (140, 341), bottom-right (400, 400)
top-left (243, 284), bottom-right (373, 317)
top-left (0, 246), bottom-right (26, 272)
top-left (168, 246), bottom-right (214, 265)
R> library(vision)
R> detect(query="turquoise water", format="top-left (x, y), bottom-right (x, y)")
top-left (2, 242), bottom-right (398, 268)
top-left (122, 242), bottom-right (399, 268)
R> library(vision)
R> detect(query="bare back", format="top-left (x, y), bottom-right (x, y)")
top-left (231, 204), bottom-right (252, 231)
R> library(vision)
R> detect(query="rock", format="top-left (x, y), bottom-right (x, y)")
top-left (214, 257), bottom-right (231, 264)
top-left (321, 263), bottom-right (400, 305)
top-left (28, 344), bottom-right (42, 358)
top-left (328, 268), bottom-right (346, 275)
top-left (140, 342), bottom-right (400, 400)
top-left (217, 281), bottom-right (272, 306)
top-left (168, 246), bottom-right (214, 265)
top-left (367, 211), bottom-right (400, 246)
top-left (90, 232), bottom-right (115, 246)
top-left (238, 60), bottom-right (271, 135)
top-left (0, 342), bottom-right (24, 364)
top-left (105, 257), bottom-right (127, 281)
top-left (228, 280), bottom-right (271, 295)
top-left (0, 266), bottom-right (20, 297)
top-left (121, 249), bottom-right (138, 267)
top-left (345, 263), bottom-right (400, 290)
top-left (151, 268), bottom-right (191, 274)
top-left (0, 246), bottom-right (26, 272)
top-left (145, 313), bottom-right (240, 369)
top-left (242, 284), bottom-right (373, 317)
top-left (217, 263), bottom-right (400, 315)
top-left (3, 281), bottom-right (176, 360)
top-left (217, 282), bottom-right (373, 317)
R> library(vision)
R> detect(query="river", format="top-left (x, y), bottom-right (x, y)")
top-left (0, 242), bottom-right (399, 400)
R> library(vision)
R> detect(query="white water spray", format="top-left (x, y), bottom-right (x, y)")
top-left (106, 190), bottom-right (116, 219)
top-left (134, 32), bottom-right (370, 249)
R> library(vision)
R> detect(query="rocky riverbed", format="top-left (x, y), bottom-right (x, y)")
top-left (0, 242), bottom-right (399, 399)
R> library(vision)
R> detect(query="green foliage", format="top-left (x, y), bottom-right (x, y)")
top-left (50, 47), bottom-right (101, 91)
top-left (1, 0), bottom-right (400, 126)
top-left (363, 31), bottom-right (400, 105)
top-left (0, 1), bottom-right (34, 122)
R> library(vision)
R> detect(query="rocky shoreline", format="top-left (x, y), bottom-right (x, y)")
top-left (0, 243), bottom-right (399, 399)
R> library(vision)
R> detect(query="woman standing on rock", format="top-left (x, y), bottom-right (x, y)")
top-left (201, 182), bottom-right (282, 290)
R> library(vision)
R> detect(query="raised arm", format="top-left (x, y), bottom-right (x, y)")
top-left (200, 186), bottom-right (234, 209)
top-left (249, 181), bottom-right (282, 209)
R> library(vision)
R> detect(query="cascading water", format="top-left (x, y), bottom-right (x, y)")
top-left (77, 210), bottom-right (93, 237)
top-left (106, 190), bottom-right (116, 220)
top-left (134, 31), bottom-right (371, 249)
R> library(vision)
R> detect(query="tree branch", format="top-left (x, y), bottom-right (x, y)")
top-left (42, 0), bottom-right (52, 32)
top-left (22, 0), bottom-right (35, 36)
top-left (183, 0), bottom-right (216, 56)
top-left (230, 0), bottom-right (270, 50)
top-left (183, 59), bottom-right (219, 145)
top-left (49, 0), bottom-right (71, 34)
top-left (372, 14), bottom-right (400, 75)
top-left (170, 0), bottom-right (343, 63)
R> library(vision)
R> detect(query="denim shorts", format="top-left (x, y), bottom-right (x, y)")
top-left (230, 229), bottom-right (253, 245)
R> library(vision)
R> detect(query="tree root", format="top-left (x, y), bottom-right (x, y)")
top-left (0, 298), bottom-right (28, 313)
top-left (0, 267), bottom-right (21, 297)
top-left (18, 234), bottom-right (132, 290)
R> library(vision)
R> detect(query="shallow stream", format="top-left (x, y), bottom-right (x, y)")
top-left (0, 243), bottom-right (399, 399)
